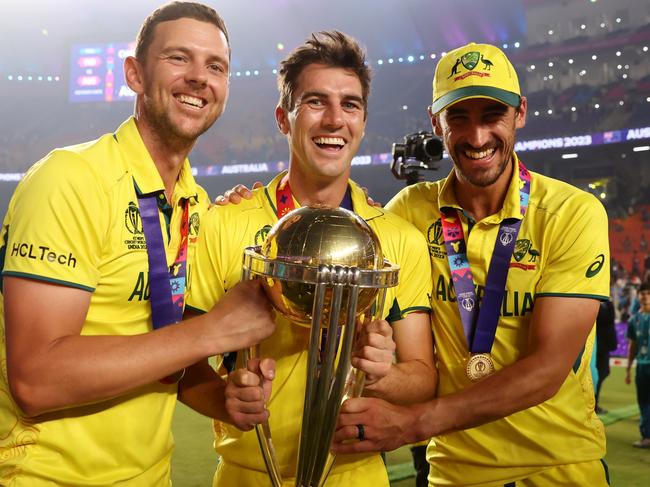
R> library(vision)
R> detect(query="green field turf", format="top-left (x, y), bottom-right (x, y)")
top-left (171, 366), bottom-right (648, 486)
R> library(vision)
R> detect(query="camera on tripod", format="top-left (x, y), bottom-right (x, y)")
top-left (391, 131), bottom-right (443, 182)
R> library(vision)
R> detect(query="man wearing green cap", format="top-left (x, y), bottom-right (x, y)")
top-left (334, 42), bottom-right (611, 485)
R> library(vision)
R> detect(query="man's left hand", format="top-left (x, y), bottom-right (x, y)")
top-left (351, 318), bottom-right (395, 385)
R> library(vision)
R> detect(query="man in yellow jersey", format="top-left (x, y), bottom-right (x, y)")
top-left (182, 31), bottom-right (437, 486)
top-left (0, 3), bottom-right (275, 486)
top-left (334, 42), bottom-right (611, 486)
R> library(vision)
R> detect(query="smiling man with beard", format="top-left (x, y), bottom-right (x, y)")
top-left (0, 3), bottom-right (276, 485)
top-left (334, 42), bottom-right (612, 486)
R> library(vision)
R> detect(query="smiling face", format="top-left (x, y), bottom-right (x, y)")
top-left (276, 63), bottom-right (366, 186)
top-left (126, 17), bottom-right (230, 147)
top-left (432, 96), bottom-right (526, 188)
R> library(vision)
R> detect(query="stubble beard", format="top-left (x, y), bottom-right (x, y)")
top-left (143, 97), bottom-right (214, 150)
top-left (453, 153), bottom-right (511, 188)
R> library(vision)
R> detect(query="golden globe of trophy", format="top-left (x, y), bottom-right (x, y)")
top-left (242, 206), bottom-right (399, 487)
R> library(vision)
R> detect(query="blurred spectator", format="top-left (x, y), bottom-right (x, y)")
top-left (632, 252), bottom-right (642, 279)
top-left (619, 285), bottom-right (635, 323)
top-left (625, 281), bottom-right (650, 449)
top-left (624, 236), bottom-right (632, 253)
top-left (595, 300), bottom-right (617, 414)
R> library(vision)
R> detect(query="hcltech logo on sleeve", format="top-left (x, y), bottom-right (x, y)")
top-left (11, 242), bottom-right (77, 267)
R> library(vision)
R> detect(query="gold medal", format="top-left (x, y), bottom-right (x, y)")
top-left (466, 353), bottom-right (494, 381)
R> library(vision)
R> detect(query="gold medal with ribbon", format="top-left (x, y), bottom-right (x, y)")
top-left (466, 353), bottom-right (495, 381)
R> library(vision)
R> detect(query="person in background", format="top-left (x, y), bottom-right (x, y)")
top-left (595, 298), bottom-right (618, 414)
top-left (625, 280), bottom-right (650, 448)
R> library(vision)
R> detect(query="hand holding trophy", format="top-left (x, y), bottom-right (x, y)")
top-left (241, 206), bottom-right (399, 487)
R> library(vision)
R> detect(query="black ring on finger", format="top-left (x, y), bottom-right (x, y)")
top-left (356, 423), bottom-right (365, 441)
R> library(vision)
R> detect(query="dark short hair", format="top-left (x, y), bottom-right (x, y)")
top-left (135, 1), bottom-right (230, 63)
top-left (277, 30), bottom-right (371, 118)
top-left (640, 281), bottom-right (650, 293)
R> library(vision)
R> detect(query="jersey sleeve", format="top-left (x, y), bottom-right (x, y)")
top-left (385, 185), bottom-right (414, 222)
top-left (1, 150), bottom-right (108, 291)
top-left (536, 192), bottom-right (610, 300)
top-left (185, 206), bottom-right (240, 314)
top-left (383, 217), bottom-right (432, 322)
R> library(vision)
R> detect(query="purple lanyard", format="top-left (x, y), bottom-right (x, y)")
top-left (440, 161), bottom-right (531, 353)
top-left (138, 192), bottom-right (189, 329)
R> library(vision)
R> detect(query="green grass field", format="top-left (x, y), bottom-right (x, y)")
top-left (171, 366), bottom-right (649, 486)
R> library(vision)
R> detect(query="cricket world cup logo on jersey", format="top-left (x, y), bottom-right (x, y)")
top-left (427, 220), bottom-right (447, 260)
top-left (125, 202), bottom-right (143, 234)
top-left (124, 202), bottom-right (147, 250)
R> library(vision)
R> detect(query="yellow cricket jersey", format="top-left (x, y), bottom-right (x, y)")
top-left (0, 117), bottom-right (209, 486)
top-left (186, 172), bottom-right (432, 487)
top-left (386, 154), bottom-right (610, 487)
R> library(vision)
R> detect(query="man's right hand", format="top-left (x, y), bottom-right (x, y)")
top-left (214, 182), bottom-right (263, 205)
top-left (204, 279), bottom-right (276, 353)
top-left (332, 396), bottom-right (420, 453)
top-left (225, 357), bottom-right (275, 430)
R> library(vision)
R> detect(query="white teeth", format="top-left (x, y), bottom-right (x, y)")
top-left (176, 94), bottom-right (204, 108)
top-left (313, 136), bottom-right (345, 146)
top-left (464, 148), bottom-right (495, 159)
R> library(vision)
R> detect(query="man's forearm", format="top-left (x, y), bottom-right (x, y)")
top-left (6, 277), bottom-right (274, 417)
top-left (626, 341), bottom-right (636, 373)
top-left (413, 352), bottom-right (567, 440)
top-left (179, 360), bottom-right (231, 421)
top-left (9, 317), bottom-right (217, 416)
top-left (363, 360), bottom-right (437, 405)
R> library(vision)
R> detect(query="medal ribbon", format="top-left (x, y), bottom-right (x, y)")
top-left (275, 174), bottom-right (352, 217)
top-left (440, 161), bottom-right (531, 354)
top-left (138, 192), bottom-right (189, 329)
